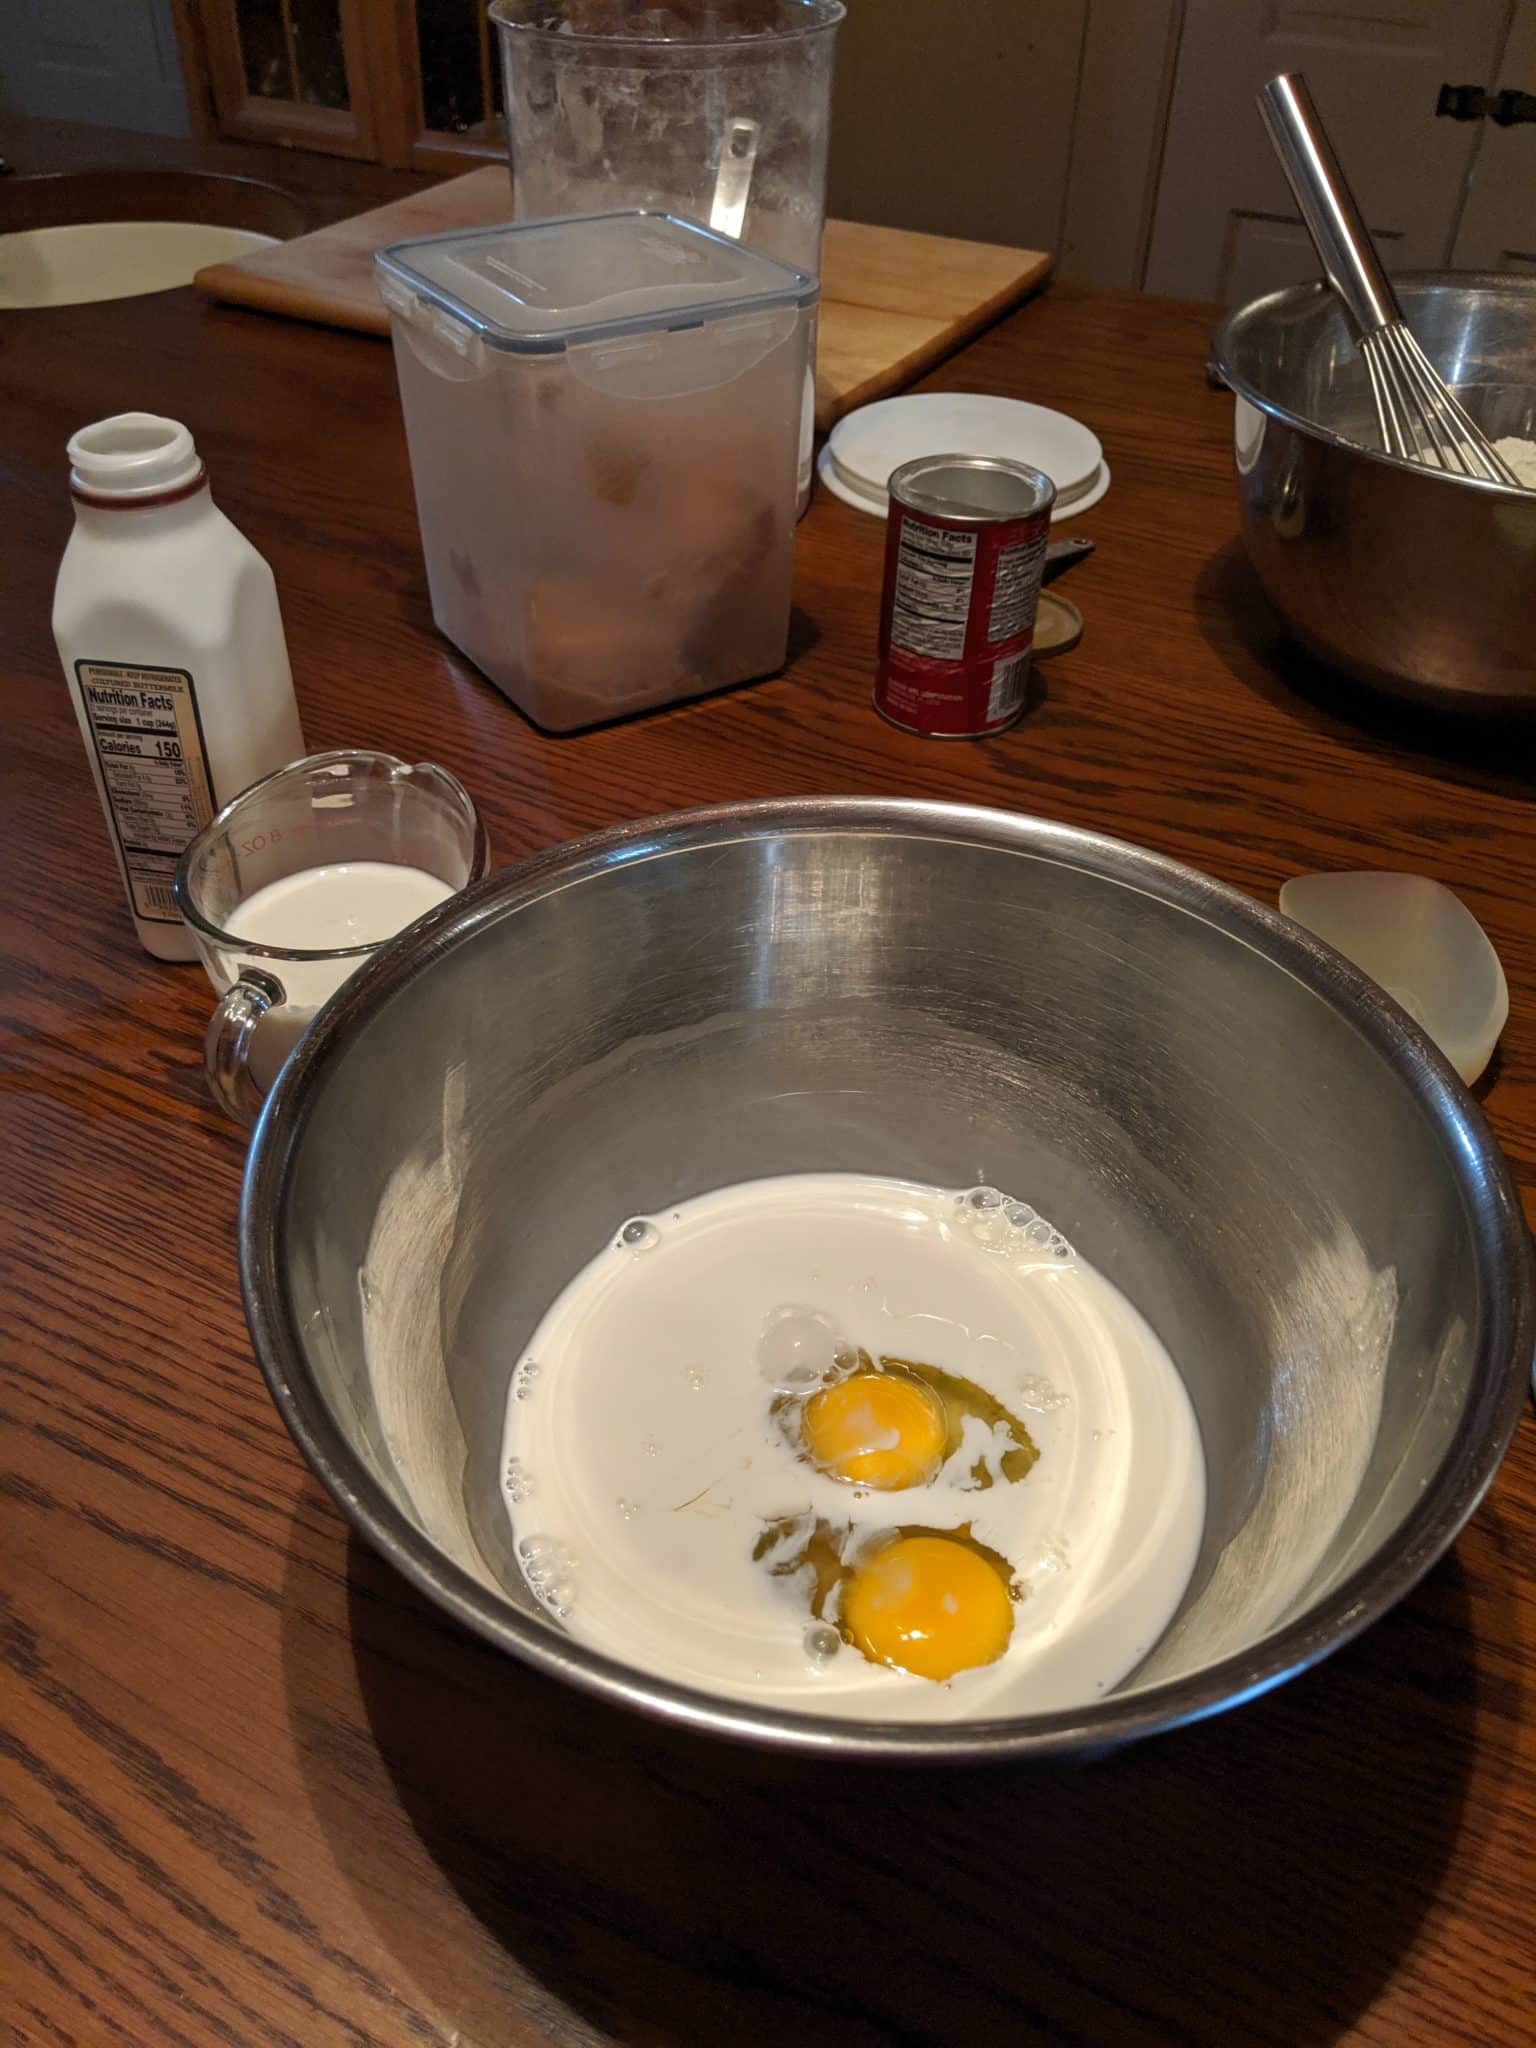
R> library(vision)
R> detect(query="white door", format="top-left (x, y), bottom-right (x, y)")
top-left (1451, 0), bottom-right (1536, 269)
top-left (1143, 0), bottom-right (1516, 302)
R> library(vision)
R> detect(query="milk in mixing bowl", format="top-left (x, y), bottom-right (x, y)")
top-left (501, 1173), bottom-right (1205, 1722)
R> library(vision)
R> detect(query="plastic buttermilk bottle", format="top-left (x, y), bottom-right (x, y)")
top-left (51, 413), bottom-right (306, 960)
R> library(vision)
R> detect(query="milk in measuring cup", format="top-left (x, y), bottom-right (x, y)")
top-left (227, 861), bottom-right (452, 1082)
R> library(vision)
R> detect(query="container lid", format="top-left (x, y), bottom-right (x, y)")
top-left (1277, 870), bottom-right (1509, 1086)
top-left (374, 209), bottom-right (817, 355)
top-left (828, 394), bottom-right (1103, 508)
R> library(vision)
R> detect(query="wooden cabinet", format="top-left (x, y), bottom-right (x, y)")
top-left (182, 0), bottom-right (505, 172)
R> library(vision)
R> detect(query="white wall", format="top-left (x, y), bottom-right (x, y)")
top-left (827, 0), bottom-right (1089, 256)
top-left (0, 0), bottom-right (191, 136)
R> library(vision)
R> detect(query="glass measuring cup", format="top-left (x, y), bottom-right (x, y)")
top-left (173, 750), bottom-right (489, 1122)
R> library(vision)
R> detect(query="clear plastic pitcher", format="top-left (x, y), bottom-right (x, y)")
top-left (490, 1), bottom-right (844, 277)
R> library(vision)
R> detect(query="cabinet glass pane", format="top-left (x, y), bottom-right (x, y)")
top-left (238, 0), bottom-right (293, 99)
top-left (236, 0), bottom-right (349, 109)
top-left (418, 0), bottom-right (487, 133)
top-left (291, 0), bottom-right (349, 109)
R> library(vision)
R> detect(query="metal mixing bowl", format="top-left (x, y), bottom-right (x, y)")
top-left (241, 799), bottom-right (1533, 1760)
top-left (1212, 274), bottom-right (1536, 714)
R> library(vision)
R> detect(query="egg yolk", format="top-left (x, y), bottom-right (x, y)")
top-left (802, 1372), bottom-right (946, 1490)
top-left (841, 1535), bottom-right (1014, 1681)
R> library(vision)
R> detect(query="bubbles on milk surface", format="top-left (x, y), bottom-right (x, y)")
top-left (518, 1533), bottom-right (578, 1617)
top-left (498, 1171), bottom-right (1206, 1721)
top-left (756, 1305), bottom-right (856, 1394)
top-left (956, 1186), bottom-right (1075, 1261)
top-left (804, 1622), bottom-right (842, 1667)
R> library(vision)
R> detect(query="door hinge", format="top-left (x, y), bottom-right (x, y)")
top-left (1491, 88), bottom-right (1536, 126)
top-left (1436, 83), bottom-right (1536, 124)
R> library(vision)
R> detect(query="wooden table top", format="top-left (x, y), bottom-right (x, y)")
top-left (4, 193), bottom-right (1534, 2048)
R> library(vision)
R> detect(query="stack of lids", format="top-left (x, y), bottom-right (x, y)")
top-left (819, 392), bottom-right (1107, 519)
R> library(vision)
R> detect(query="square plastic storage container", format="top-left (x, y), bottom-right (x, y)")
top-left (376, 210), bottom-right (818, 732)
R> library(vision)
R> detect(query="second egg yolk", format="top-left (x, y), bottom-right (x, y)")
top-left (802, 1372), bottom-right (946, 1490)
top-left (842, 1534), bottom-right (1015, 1681)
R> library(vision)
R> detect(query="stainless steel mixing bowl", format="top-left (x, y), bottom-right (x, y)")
top-left (1212, 274), bottom-right (1536, 714)
top-left (241, 799), bottom-right (1533, 1760)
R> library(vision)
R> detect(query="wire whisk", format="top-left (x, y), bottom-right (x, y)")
top-left (1259, 72), bottom-right (1520, 488)
top-left (1359, 321), bottom-right (1515, 481)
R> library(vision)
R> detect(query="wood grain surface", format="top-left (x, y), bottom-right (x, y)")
top-left (190, 163), bottom-right (1052, 429)
top-left (4, 159), bottom-right (1535, 2048)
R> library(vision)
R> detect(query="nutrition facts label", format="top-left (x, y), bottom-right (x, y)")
top-left (75, 661), bottom-right (214, 923)
top-left (987, 533), bottom-right (1048, 643)
top-left (889, 522), bottom-right (978, 660)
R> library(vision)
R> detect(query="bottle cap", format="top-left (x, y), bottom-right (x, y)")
top-left (68, 414), bottom-right (204, 502)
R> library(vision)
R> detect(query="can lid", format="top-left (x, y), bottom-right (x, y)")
top-left (68, 414), bottom-right (202, 499)
top-left (1033, 591), bottom-right (1084, 657)
top-left (889, 452), bottom-right (1056, 522)
top-left (374, 209), bottom-right (816, 356)
top-left (828, 393), bottom-right (1102, 509)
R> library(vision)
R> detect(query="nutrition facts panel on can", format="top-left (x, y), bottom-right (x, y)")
top-left (889, 520), bottom-right (978, 660)
top-left (75, 660), bottom-right (215, 923)
top-left (987, 533), bottom-right (1048, 643)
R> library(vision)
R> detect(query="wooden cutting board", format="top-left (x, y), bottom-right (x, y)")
top-left (194, 166), bottom-right (1050, 430)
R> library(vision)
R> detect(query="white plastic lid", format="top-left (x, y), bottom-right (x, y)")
top-left (828, 393), bottom-right (1103, 507)
top-left (1278, 871), bottom-right (1509, 1086)
top-left (375, 209), bottom-right (816, 354)
top-left (68, 413), bottom-right (202, 498)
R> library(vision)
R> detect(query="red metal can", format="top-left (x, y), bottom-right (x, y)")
top-left (874, 453), bottom-right (1056, 738)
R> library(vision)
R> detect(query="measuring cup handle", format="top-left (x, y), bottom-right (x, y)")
top-left (205, 968), bottom-right (285, 1125)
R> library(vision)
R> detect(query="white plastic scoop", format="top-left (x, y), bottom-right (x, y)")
top-left (1278, 871), bottom-right (1508, 1085)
